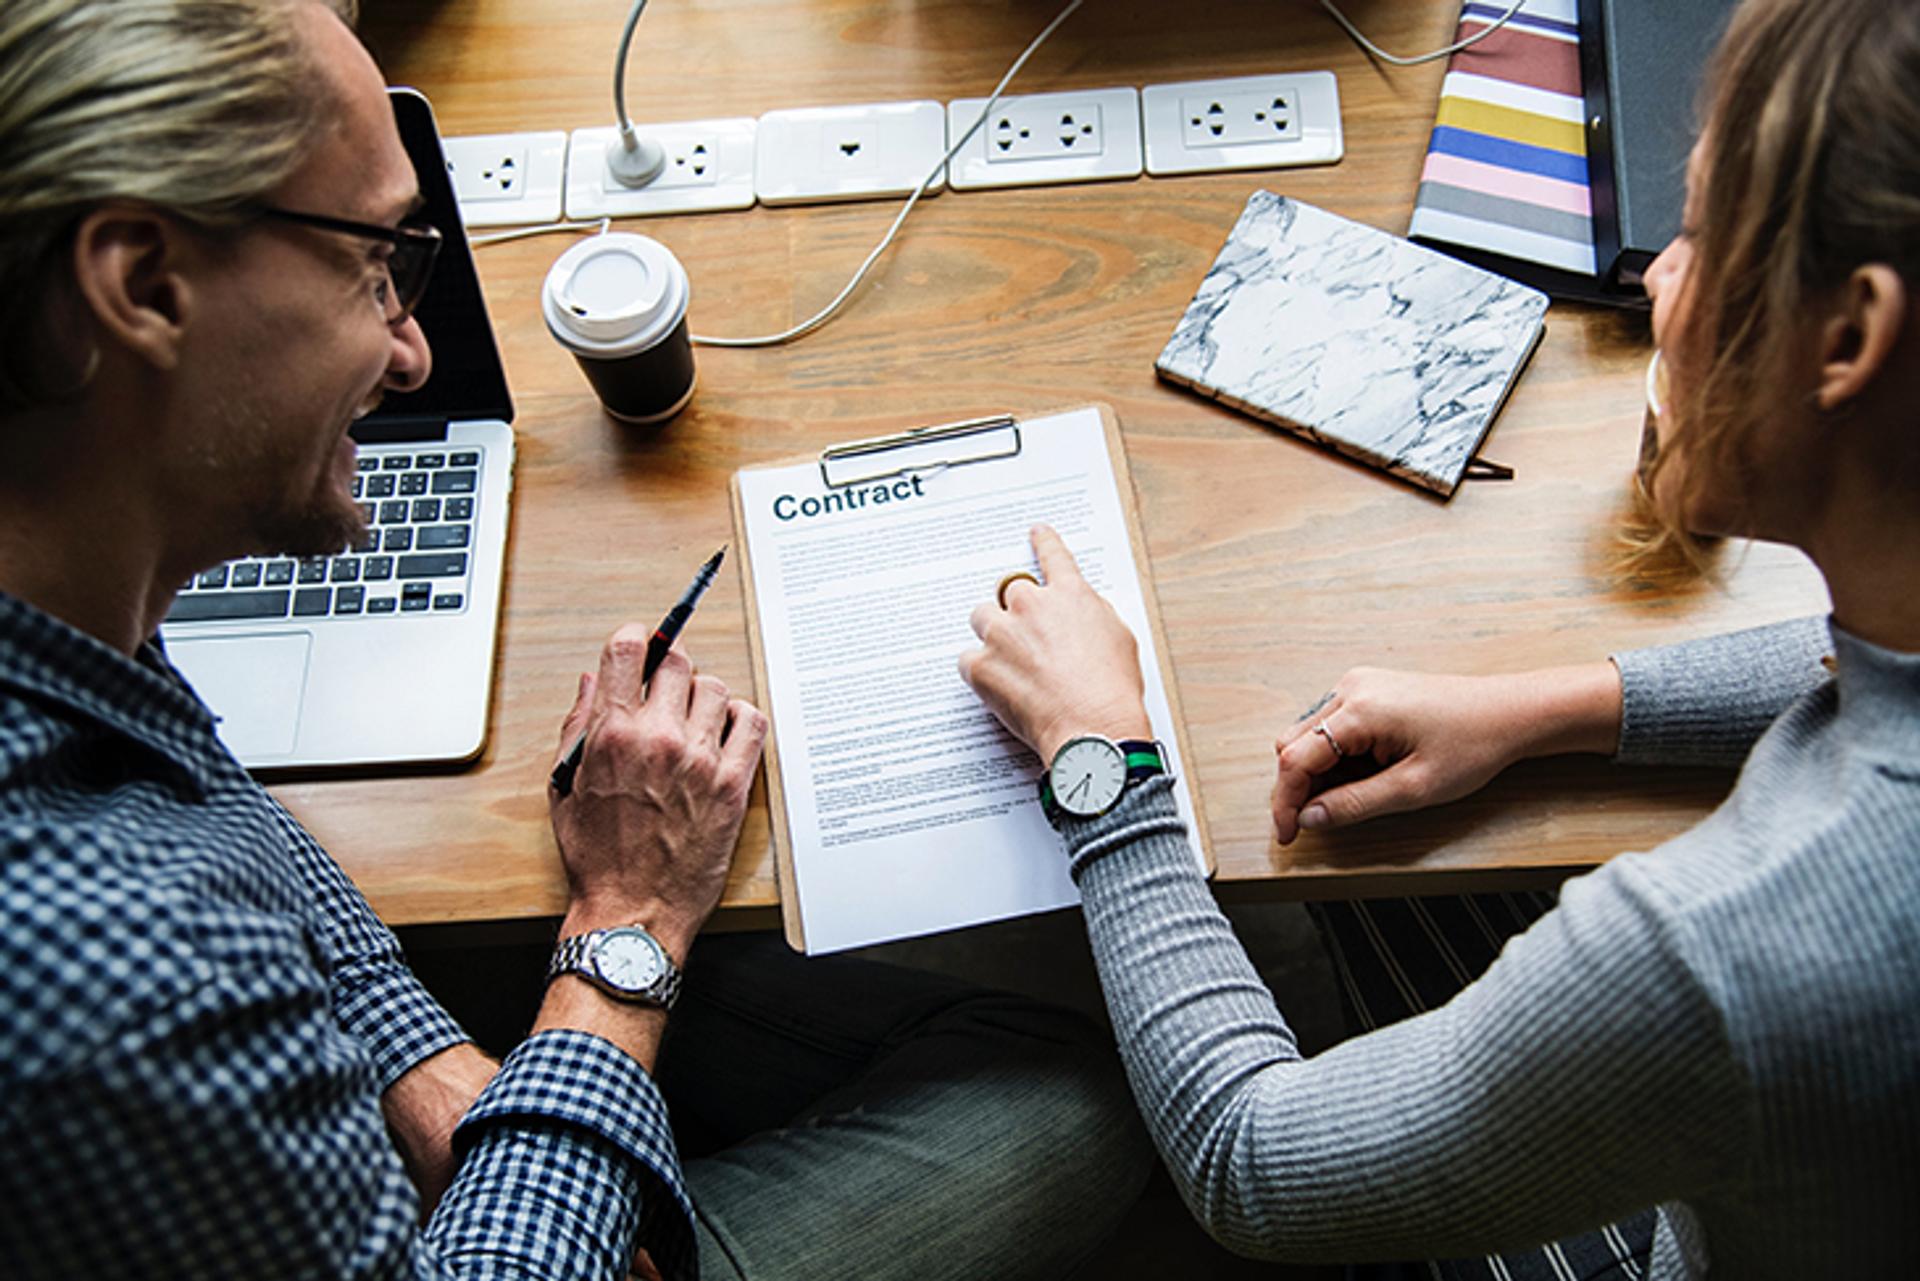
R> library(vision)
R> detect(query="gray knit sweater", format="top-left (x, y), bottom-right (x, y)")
top-left (1064, 616), bottom-right (1919, 1277)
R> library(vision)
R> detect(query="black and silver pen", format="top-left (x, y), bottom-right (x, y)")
top-left (549, 543), bottom-right (728, 798)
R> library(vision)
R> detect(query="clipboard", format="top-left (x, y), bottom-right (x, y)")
top-left (730, 402), bottom-right (1213, 951)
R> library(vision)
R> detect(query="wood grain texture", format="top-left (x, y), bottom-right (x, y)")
top-left (291, 0), bottom-right (1828, 925)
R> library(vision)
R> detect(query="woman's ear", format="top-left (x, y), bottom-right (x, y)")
top-left (69, 206), bottom-right (196, 373)
top-left (1815, 264), bottom-right (1907, 413)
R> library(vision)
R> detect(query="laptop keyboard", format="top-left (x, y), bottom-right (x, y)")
top-left (166, 447), bottom-right (483, 624)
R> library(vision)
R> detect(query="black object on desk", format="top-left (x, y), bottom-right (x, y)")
top-left (549, 544), bottom-right (728, 797)
top-left (1580, 0), bottom-right (1740, 288)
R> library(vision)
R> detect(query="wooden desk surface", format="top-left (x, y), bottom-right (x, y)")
top-left (294, 0), bottom-right (1827, 927)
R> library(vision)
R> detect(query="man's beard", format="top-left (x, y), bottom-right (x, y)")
top-left (251, 477), bottom-right (367, 560)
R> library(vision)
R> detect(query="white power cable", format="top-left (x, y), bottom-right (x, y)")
top-left (469, 217), bottom-right (610, 248)
top-left (1318, 0), bottom-right (1529, 68)
top-left (689, 0), bottom-right (1084, 347)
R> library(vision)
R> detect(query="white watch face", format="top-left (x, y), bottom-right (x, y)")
top-left (1049, 737), bottom-right (1128, 817)
top-left (592, 929), bottom-right (667, 993)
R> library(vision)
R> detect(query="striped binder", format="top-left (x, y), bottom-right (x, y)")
top-left (1408, 0), bottom-right (1631, 303)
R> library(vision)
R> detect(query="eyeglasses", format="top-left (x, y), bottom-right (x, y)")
top-left (257, 206), bottom-right (443, 323)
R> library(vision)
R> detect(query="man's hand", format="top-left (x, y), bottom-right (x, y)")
top-left (381, 1044), bottom-right (499, 1221)
top-left (548, 628), bottom-right (768, 963)
top-left (958, 524), bottom-right (1153, 763)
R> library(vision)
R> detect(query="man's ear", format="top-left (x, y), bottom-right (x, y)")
top-left (1815, 264), bottom-right (1907, 413)
top-left (69, 206), bottom-right (198, 373)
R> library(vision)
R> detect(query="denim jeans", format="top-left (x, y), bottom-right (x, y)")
top-left (653, 932), bottom-right (1154, 1281)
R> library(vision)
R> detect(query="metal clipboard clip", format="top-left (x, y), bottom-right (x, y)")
top-left (818, 414), bottom-right (1022, 489)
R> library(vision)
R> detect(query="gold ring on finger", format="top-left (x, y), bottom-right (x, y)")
top-left (996, 571), bottom-right (1040, 609)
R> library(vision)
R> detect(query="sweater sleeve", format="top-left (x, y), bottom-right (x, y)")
top-left (1065, 779), bottom-right (1749, 1263)
top-left (1611, 616), bottom-right (1832, 768)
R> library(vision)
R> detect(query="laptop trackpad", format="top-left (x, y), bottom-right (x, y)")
top-left (168, 633), bottom-right (312, 760)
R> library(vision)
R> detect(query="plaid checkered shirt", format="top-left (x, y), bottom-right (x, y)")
top-left (0, 589), bottom-right (694, 1279)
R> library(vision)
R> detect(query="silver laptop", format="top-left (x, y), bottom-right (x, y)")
top-left (163, 88), bottom-right (515, 770)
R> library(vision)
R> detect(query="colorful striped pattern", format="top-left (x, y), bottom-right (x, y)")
top-left (1408, 0), bottom-right (1597, 276)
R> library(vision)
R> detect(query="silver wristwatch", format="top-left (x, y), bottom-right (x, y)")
top-left (547, 924), bottom-right (683, 1008)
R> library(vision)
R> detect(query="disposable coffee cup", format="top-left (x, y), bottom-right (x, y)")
top-left (542, 233), bottom-right (696, 424)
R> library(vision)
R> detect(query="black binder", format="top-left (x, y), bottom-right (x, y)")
top-left (1579, 0), bottom-right (1739, 288)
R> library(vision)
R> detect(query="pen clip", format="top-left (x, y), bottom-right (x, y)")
top-left (818, 414), bottom-right (1022, 489)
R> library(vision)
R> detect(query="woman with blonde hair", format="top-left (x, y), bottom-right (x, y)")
top-left (959, 0), bottom-right (1920, 1275)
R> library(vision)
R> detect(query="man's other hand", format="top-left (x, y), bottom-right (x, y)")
top-left (548, 628), bottom-right (768, 962)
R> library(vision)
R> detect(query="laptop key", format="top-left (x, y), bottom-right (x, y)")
top-left (397, 553), bottom-right (468, 579)
top-left (444, 497), bottom-right (474, 521)
top-left (416, 525), bottom-right (470, 550)
top-left (383, 527), bottom-right (414, 552)
top-left (367, 595), bottom-right (398, 615)
top-left (417, 452), bottom-right (446, 469)
top-left (451, 451), bottom-right (479, 467)
top-left (330, 558), bottom-right (360, 582)
top-left (381, 455), bottom-right (411, 470)
top-left (297, 559), bottom-right (328, 584)
top-left (166, 590), bottom-right (291, 622)
top-left (196, 566), bottom-right (229, 590)
top-left (356, 456), bottom-right (379, 473)
top-left (334, 586), bottom-right (366, 615)
top-left (431, 469), bottom-right (478, 495)
top-left (265, 561), bottom-right (296, 586)
top-left (378, 500), bottom-right (410, 524)
top-left (293, 587), bottom-right (331, 616)
top-left (231, 563), bottom-right (263, 588)
top-left (411, 498), bottom-right (441, 522)
top-left (399, 473), bottom-right (428, 496)
top-left (432, 593), bottom-right (464, 611)
top-left (366, 474), bottom-right (396, 498)
top-left (354, 528), bottom-right (379, 553)
top-left (363, 555), bottom-right (394, 581)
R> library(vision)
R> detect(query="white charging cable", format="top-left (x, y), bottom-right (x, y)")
top-left (606, 0), bottom-right (668, 186)
top-left (469, 217), bottom-right (611, 248)
top-left (1318, 0), bottom-right (1529, 68)
top-left (688, 0), bottom-right (1085, 347)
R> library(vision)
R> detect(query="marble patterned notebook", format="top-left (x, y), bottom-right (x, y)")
top-left (1157, 191), bottom-right (1549, 496)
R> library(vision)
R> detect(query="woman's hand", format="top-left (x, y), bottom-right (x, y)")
top-left (1272, 662), bottom-right (1624, 844)
top-left (958, 524), bottom-right (1153, 763)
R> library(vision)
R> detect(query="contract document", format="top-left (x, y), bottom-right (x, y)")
top-left (732, 404), bottom-right (1210, 953)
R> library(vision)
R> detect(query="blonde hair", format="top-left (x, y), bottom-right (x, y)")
top-left (0, 0), bottom-right (359, 412)
top-left (1623, 0), bottom-right (1920, 576)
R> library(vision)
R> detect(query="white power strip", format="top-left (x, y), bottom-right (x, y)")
top-left (1141, 72), bottom-right (1343, 176)
top-left (445, 71), bottom-right (1341, 228)
top-left (753, 101), bottom-right (948, 206)
top-left (565, 119), bottom-right (757, 219)
top-left (945, 87), bottom-right (1143, 190)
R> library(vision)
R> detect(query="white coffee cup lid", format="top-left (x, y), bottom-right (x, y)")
top-left (542, 233), bottom-right (690, 356)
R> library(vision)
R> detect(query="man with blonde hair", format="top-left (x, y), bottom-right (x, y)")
top-left (0, 3), bottom-right (1147, 1277)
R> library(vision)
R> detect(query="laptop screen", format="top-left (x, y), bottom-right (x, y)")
top-left (354, 88), bottom-right (514, 437)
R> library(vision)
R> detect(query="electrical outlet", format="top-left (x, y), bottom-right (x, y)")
top-left (753, 101), bottom-right (947, 206)
top-left (1141, 72), bottom-right (1342, 176)
top-left (945, 88), bottom-right (1142, 190)
top-left (443, 131), bottom-right (567, 227)
top-left (564, 119), bottom-right (757, 219)
top-left (1181, 87), bottom-right (1302, 147)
